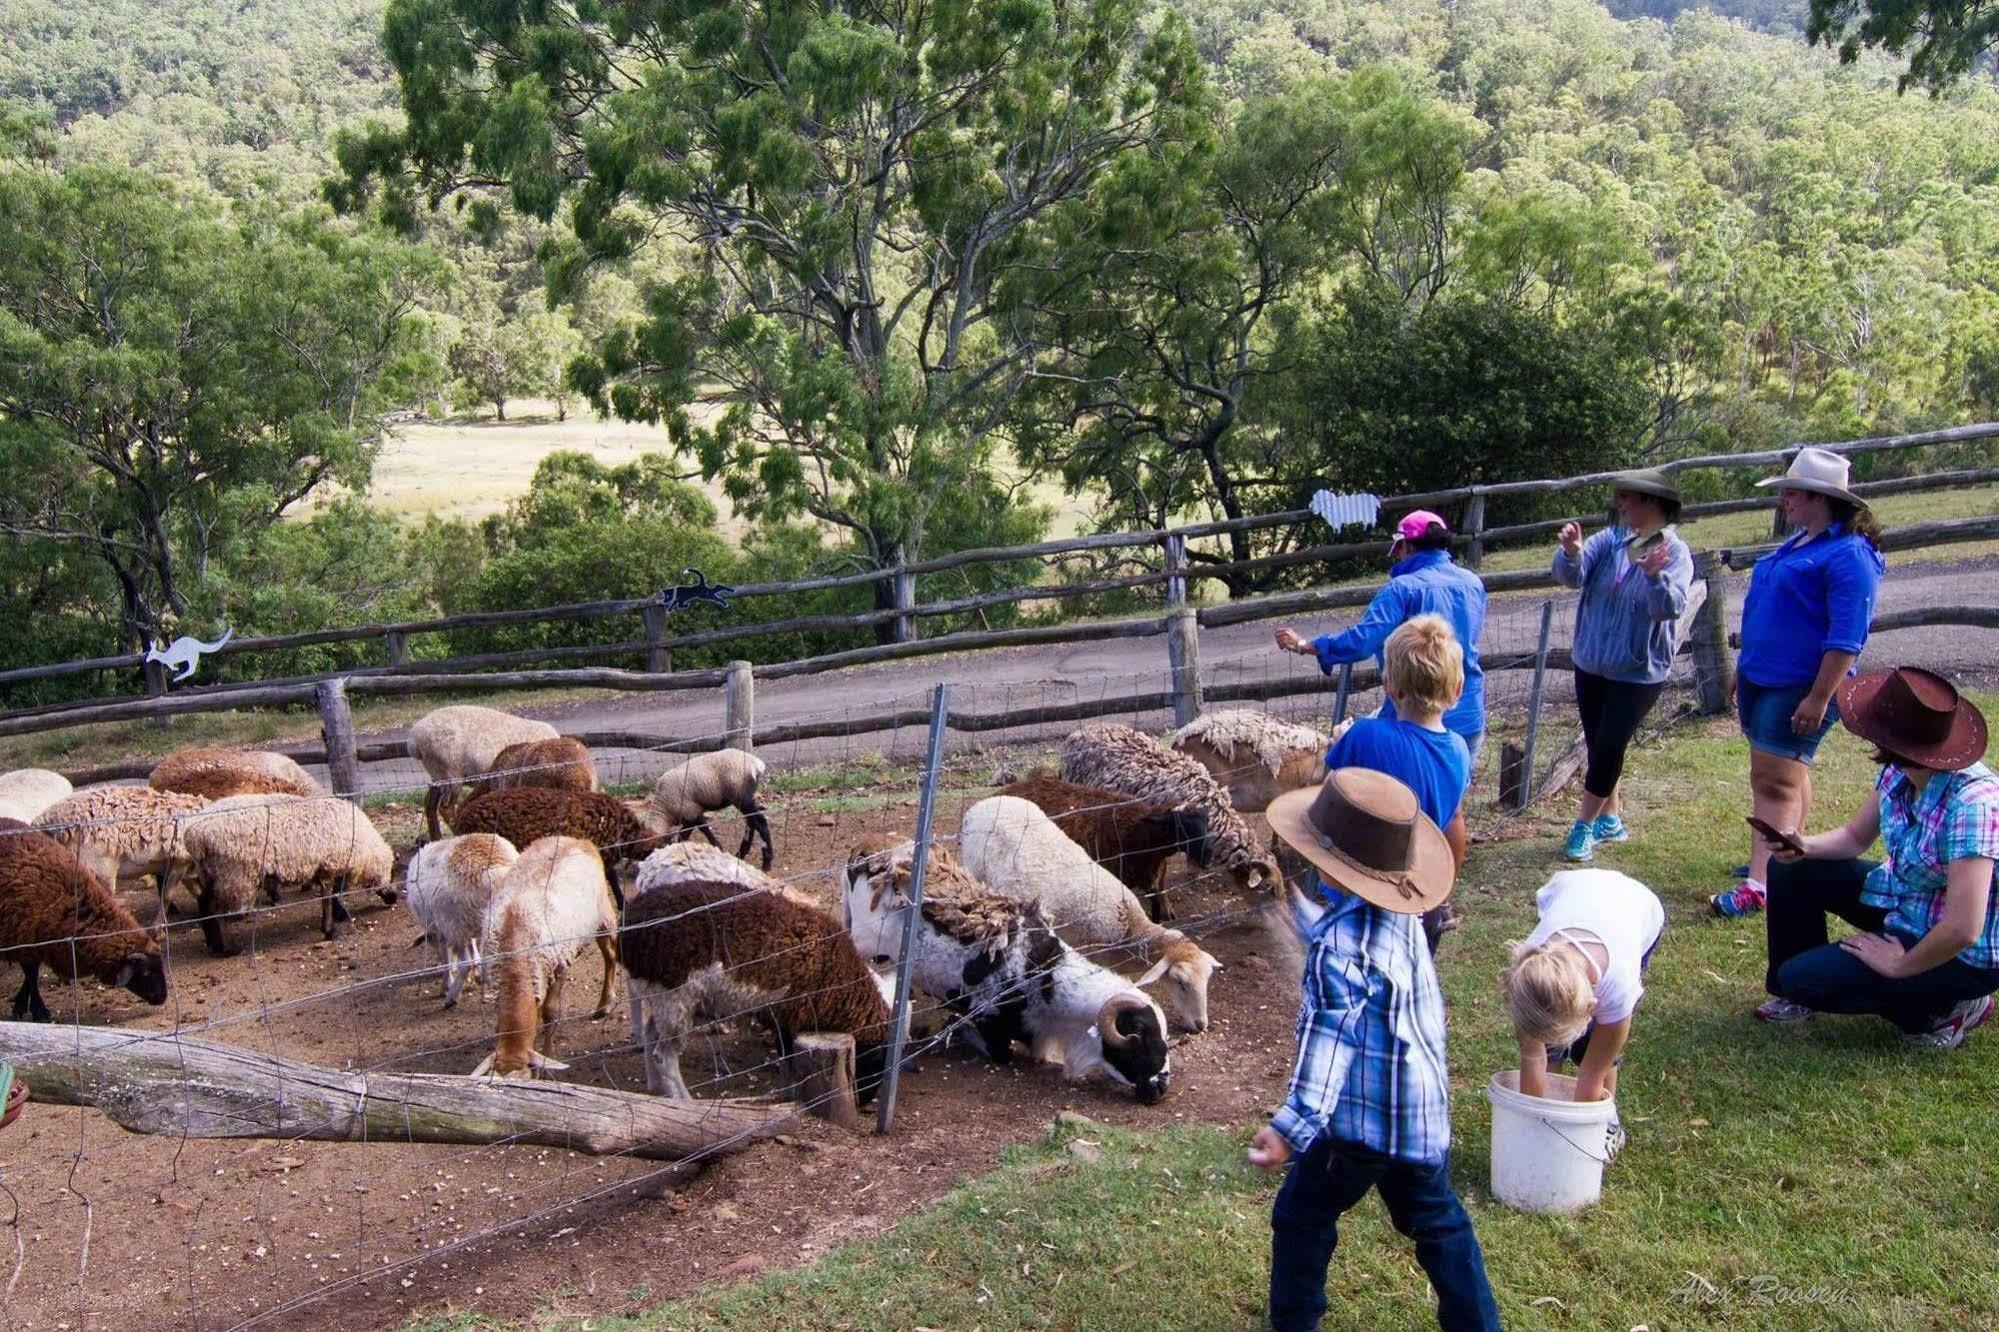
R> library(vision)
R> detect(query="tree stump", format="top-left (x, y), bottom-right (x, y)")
top-left (782, 1032), bottom-right (858, 1130)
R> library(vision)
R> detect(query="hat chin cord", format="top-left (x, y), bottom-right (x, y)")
top-left (1314, 833), bottom-right (1423, 902)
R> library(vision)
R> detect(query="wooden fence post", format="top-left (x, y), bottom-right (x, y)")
top-left (892, 567), bottom-right (918, 644)
top-left (1332, 661), bottom-right (1354, 725)
top-left (1163, 533), bottom-right (1188, 607)
top-left (724, 660), bottom-right (755, 752)
top-left (1462, 489), bottom-right (1488, 570)
top-left (384, 630), bottom-right (409, 669)
top-left (1166, 608), bottom-right (1202, 727)
top-left (316, 678), bottom-right (361, 799)
top-left (641, 604), bottom-right (674, 674)
top-left (1689, 550), bottom-right (1734, 715)
top-left (1511, 600), bottom-right (1557, 811)
top-left (141, 658), bottom-right (173, 731)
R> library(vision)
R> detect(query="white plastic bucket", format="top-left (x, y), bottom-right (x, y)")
top-left (1485, 1070), bottom-right (1616, 1213)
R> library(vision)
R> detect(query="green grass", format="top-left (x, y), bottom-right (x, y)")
top-left (491, 693), bottom-right (1998, 1332)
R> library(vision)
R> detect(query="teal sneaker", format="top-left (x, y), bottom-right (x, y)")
top-left (1563, 820), bottom-right (1596, 862)
top-left (1592, 813), bottom-right (1630, 844)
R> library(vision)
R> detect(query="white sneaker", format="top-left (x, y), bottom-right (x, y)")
top-left (1904, 994), bottom-right (1996, 1050)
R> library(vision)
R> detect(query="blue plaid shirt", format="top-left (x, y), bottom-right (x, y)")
top-left (1862, 762), bottom-right (1999, 970)
top-left (1270, 881), bottom-right (1453, 1165)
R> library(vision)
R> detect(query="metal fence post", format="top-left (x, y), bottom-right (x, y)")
top-left (877, 682), bottom-right (950, 1134)
top-left (1166, 607), bottom-right (1202, 727)
top-left (1513, 599), bottom-right (1556, 811)
top-left (1332, 661), bottom-right (1353, 725)
top-left (723, 660), bottom-right (754, 751)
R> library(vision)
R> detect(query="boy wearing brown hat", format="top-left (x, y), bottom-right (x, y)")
top-left (1248, 769), bottom-right (1501, 1331)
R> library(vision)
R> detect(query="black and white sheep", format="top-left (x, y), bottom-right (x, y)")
top-left (840, 840), bottom-right (1172, 1101)
top-left (472, 835), bottom-right (621, 1077)
top-left (179, 794), bottom-right (398, 955)
top-left (407, 705), bottom-right (560, 841)
top-left (619, 875), bottom-right (894, 1099)
top-left (404, 833), bottom-right (520, 1007)
top-left (996, 775), bottom-right (1212, 922)
top-left (648, 749), bottom-right (773, 870)
top-left (0, 826), bottom-right (168, 1021)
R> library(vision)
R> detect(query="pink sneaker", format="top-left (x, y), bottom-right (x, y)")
top-left (1907, 995), bottom-right (1996, 1050)
top-left (1710, 880), bottom-right (1767, 919)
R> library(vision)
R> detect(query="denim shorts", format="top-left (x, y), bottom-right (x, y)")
top-left (1737, 675), bottom-right (1841, 764)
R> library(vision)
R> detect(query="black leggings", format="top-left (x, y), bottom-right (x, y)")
top-left (1574, 670), bottom-right (1664, 800)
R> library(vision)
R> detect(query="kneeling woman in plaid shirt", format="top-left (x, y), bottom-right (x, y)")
top-left (1755, 666), bottom-right (1999, 1048)
top-left (1249, 768), bottom-right (1500, 1332)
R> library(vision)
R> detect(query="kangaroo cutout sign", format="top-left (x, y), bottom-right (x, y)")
top-left (144, 627), bottom-right (234, 682)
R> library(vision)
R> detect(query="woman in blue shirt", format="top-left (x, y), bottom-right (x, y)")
top-left (1712, 447), bottom-right (1886, 919)
top-left (1551, 468), bottom-right (1695, 862)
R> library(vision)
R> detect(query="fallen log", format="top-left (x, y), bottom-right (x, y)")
top-left (0, 1022), bottom-right (796, 1162)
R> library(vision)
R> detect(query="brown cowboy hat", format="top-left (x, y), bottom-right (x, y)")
top-left (1611, 468), bottom-right (1682, 505)
top-left (1837, 667), bottom-right (1988, 771)
top-left (1265, 767), bottom-right (1454, 914)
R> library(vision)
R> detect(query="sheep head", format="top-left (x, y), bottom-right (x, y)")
top-left (1094, 992), bottom-right (1170, 1103)
top-left (1231, 855), bottom-right (1280, 895)
top-left (114, 950), bottom-right (169, 1007)
top-left (1135, 934), bottom-right (1220, 1034)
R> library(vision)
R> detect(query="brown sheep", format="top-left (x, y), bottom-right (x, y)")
top-left (446, 788), bottom-right (668, 910)
top-left (0, 828), bottom-right (168, 1021)
top-left (463, 737), bottom-right (600, 803)
top-left (150, 746), bottom-right (322, 798)
top-left (996, 776), bottom-right (1213, 923)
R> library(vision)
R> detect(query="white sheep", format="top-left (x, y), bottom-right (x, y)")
top-left (632, 841), bottom-right (820, 908)
top-left (1169, 709), bottom-right (1351, 812)
top-left (956, 796), bottom-right (1221, 1033)
top-left (407, 705), bottom-right (560, 842)
top-left (179, 794), bottom-right (397, 955)
top-left (405, 833), bottom-right (520, 1008)
top-left (34, 785), bottom-right (210, 908)
top-left (1061, 723), bottom-right (1276, 894)
top-left (648, 748), bottom-right (773, 869)
top-left (0, 769), bottom-right (73, 821)
top-left (471, 835), bottom-right (621, 1077)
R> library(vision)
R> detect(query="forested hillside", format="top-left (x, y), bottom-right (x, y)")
top-left (2, 0), bottom-right (1996, 695)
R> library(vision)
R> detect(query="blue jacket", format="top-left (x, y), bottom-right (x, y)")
top-left (1310, 549), bottom-right (1487, 739)
top-left (1737, 524), bottom-right (1885, 689)
top-left (1553, 526), bottom-right (1695, 684)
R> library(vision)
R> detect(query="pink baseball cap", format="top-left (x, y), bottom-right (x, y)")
top-left (1395, 510), bottom-right (1449, 542)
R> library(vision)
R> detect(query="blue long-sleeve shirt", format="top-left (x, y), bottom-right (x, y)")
top-left (1552, 526), bottom-right (1694, 684)
top-left (1737, 524), bottom-right (1885, 689)
top-left (1310, 549), bottom-right (1487, 740)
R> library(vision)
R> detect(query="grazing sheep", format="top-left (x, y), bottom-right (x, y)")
top-left (35, 786), bottom-right (209, 906)
top-left (649, 749), bottom-right (773, 870)
top-left (179, 794), bottom-right (397, 956)
top-left (632, 842), bottom-right (820, 909)
top-left (620, 875), bottom-right (893, 1099)
top-left (0, 769), bottom-right (73, 821)
top-left (407, 705), bottom-right (560, 841)
top-left (150, 746), bottom-right (322, 799)
top-left (463, 737), bottom-right (600, 802)
top-left (446, 787), bottom-right (669, 910)
top-left (1060, 723), bottom-right (1276, 895)
top-left (996, 775), bottom-right (1212, 922)
top-left (840, 841), bottom-right (1171, 1101)
top-left (405, 834), bottom-right (520, 1008)
top-left (1169, 709), bottom-right (1351, 813)
top-left (0, 827), bottom-right (168, 1021)
top-left (957, 797), bottom-right (1221, 1033)
top-left (472, 835), bottom-right (621, 1077)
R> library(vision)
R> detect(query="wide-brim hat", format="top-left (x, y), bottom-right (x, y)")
top-left (1755, 445), bottom-right (1862, 505)
top-left (1265, 767), bottom-right (1454, 914)
top-left (1611, 468), bottom-right (1681, 505)
top-left (1838, 667), bottom-right (1988, 771)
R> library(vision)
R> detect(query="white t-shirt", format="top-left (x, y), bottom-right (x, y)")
top-left (1522, 869), bottom-right (1666, 1025)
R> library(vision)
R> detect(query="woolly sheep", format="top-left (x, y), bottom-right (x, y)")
top-left (407, 705), bottom-right (560, 841)
top-left (1060, 723), bottom-right (1276, 894)
top-left (0, 827), bottom-right (168, 1021)
top-left (648, 749), bottom-right (773, 870)
top-left (405, 834), bottom-right (520, 1008)
top-left (180, 794), bottom-right (397, 955)
top-left (996, 775), bottom-right (1212, 922)
top-left (462, 737), bottom-right (600, 802)
top-left (149, 746), bottom-right (322, 799)
top-left (472, 835), bottom-right (621, 1078)
top-left (446, 787), bottom-right (670, 910)
top-left (0, 769), bottom-right (73, 821)
top-left (35, 785), bottom-right (210, 907)
top-left (957, 796), bottom-right (1222, 1034)
top-left (1169, 709), bottom-right (1352, 813)
top-left (620, 875), bottom-right (894, 1099)
top-left (632, 842), bottom-right (820, 909)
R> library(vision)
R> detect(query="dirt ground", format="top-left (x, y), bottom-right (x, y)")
top-left (2, 778), bottom-right (1320, 1331)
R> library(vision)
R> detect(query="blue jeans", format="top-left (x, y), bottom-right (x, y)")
top-left (1269, 1136), bottom-right (1499, 1332)
top-left (1766, 857), bottom-right (1999, 1032)
top-left (1737, 675), bottom-right (1840, 764)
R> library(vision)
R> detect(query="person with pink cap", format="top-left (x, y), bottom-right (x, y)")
top-left (1275, 509), bottom-right (1488, 766)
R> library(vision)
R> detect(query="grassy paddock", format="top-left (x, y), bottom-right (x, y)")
top-left (427, 693), bottom-right (1999, 1331)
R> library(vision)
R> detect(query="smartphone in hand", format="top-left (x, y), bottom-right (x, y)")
top-left (1746, 815), bottom-right (1805, 857)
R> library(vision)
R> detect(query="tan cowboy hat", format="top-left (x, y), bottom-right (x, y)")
top-left (1265, 768), bottom-right (1455, 914)
top-left (1755, 446), bottom-right (1863, 505)
top-left (1838, 667), bottom-right (1988, 771)
top-left (1611, 468), bottom-right (1681, 505)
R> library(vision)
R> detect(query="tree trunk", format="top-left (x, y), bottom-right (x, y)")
top-left (494, 396), bottom-right (507, 422)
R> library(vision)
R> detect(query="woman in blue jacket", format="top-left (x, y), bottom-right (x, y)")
top-left (1713, 447), bottom-right (1886, 919)
top-left (1552, 469), bottom-right (1695, 862)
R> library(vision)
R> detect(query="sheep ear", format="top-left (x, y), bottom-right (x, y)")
top-left (1135, 958), bottom-right (1172, 988)
top-left (114, 953), bottom-right (148, 987)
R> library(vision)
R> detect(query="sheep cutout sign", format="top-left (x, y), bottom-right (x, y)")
top-left (656, 568), bottom-right (734, 614)
top-left (144, 627), bottom-right (234, 682)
